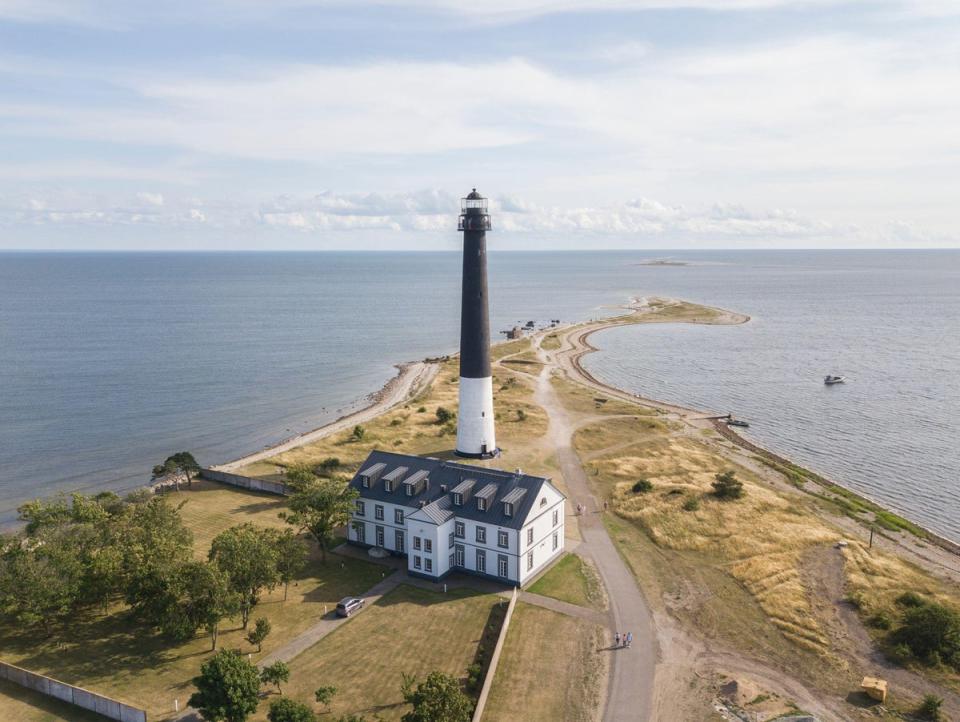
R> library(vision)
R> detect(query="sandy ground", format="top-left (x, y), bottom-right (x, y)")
top-left (214, 361), bottom-right (438, 473)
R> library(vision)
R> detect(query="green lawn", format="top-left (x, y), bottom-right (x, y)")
top-left (0, 483), bottom-right (389, 722)
top-left (0, 678), bottom-right (109, 722)
top-left (483, 603), bottom-right (606, 722)
top-left (528, 553), bottom-right (603, 609)
top-left (264, 584), bottom-right (503, 721)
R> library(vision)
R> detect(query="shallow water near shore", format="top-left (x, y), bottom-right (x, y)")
top-left (0, 250), bottom-right (957, 541)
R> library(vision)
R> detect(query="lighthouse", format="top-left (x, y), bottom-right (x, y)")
top-left (455, 189), bottom-right (498, 459)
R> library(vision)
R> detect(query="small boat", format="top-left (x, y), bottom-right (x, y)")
top-left (727, 418), bottom-right (750, 428)
top-left (824, 375), bottom-right (846, 385)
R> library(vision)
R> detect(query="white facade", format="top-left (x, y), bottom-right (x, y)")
top-left (456, 376), bottom-right (496, 457)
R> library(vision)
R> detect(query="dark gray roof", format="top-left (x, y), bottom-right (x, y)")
top-left (348, 450), bottom-right (560, 530)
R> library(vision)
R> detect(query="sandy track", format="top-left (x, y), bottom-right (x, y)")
top-left (213, 361), bottom-right (438, 473)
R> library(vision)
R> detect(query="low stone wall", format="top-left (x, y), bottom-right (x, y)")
top-left (199, 468), bottom-right (290, 496)
top-left (0, 660), bottom-right (147, 722)
top-left (471, 587), bottom-right (519, 722)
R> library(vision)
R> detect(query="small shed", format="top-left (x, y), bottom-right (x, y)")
top-left (861, 676), bottom-right (887, 703)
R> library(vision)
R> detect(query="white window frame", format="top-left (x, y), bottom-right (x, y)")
top-left (375, 525), bottom-right (384, 547)
top-left (552, 531), bottom-right (558, 551)
top-left (497, 530), bottom-right (509, 548)
top-left (396, 530), bottom-right (405, 553)
top-left (498, 555), bottom-right (508, 578)
top-left (552, 509), bottom-right (559, 526)
top-left (413, 555), bottom-right (421, 570)
top-left (425, 558), bottom-right (433, 573)
top-left (477, 497), bottom-right (487, 512)
top-left (413, 536), bottom-right (421, 551)
top-left (527, 551), bottom-right (534, 571)
top-left (395, 508), bottom-right (404, 525)
top-left (476, 526), bottom-right (486, 544)
top-left (527, 527), bottom-right (534, 545)
top-left (476, 549), bottom-right (486, 573)
top-left (454, 521), bottom-right (465, 539)
top-left (356, 500), bottom-right (365, 516)
top-left (375, 504), bottom-right (384, 521)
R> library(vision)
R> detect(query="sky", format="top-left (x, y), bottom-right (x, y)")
top-left (0, 0), bottom-right (958, 251)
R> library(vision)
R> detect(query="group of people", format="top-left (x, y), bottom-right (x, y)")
top-left (614, 631), bottom-right (633, 648)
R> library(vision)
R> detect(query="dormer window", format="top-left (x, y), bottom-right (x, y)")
top-left (504, 502), bottom-right (513, 517)
top-left (384, 479), bottom-right (393, 492)
top-left (361, 475), bottom-right (369, 488)
top-left (453, 492), bottom-right (462, 506)
top-left (406, 484), bottom-right (414, 497)
top-left (477, 497), bottom-right (487, 512)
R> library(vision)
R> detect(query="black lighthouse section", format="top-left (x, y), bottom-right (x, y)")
top-left (458, 189), bottom-right (492, 380)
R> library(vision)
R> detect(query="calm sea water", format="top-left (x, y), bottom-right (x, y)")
top-left (0, 251), bottom-right (957, 540)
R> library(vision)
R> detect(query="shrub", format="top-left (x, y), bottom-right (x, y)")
top-left (896, 591), bottom-right (926, 608)
top-left (886, 642), bottom-right (913, 665)
top-left (918, 694), bottom-right (943, 721)
top-left (712, 471), bottom-right (744, 500)
top-left (267, 697), bottom-right (316, 722)
top-left (516, 409), bottom-right (527, 421)
top-left (893, 600), bottom-right (960, 666)
top-left (632, 479), bottom-right (653, 494)
top-left (466, 662), bottom-right (483, 692)
top-left (682, 497), bottom-right (700, 512)
top-left (390, 418), bottom-right (402, 426)
top-left (417, 406), bottom-right (426, 413)
top-left (867, 611), bottom-right (892, 630)
top-left (435, 407), bottom-right (454, 424)
top-left (351, 425), bottom-right (365, 441)
top-left (845, 591), bottom-right (865, 610)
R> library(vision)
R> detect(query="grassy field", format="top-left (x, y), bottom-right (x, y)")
top-left (0, 483), bottom-right (388, 722)
top-left (528, 553), bottom-right (604, 609)
top-left (540, 332), bottom-right (561, 351)
top-left (483, 603), bottom-right (607, 722)
top-left (262, 584), bottom-right (502, 721)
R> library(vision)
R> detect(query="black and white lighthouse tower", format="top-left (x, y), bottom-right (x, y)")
top-left (455, 189), bottom-right (497, 458)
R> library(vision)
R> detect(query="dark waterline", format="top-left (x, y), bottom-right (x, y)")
top-left (0, 250), bottom-right (957, 542)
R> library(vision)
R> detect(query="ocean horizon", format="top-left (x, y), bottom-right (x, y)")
top-left (1, 249), bottom-right (957, 542)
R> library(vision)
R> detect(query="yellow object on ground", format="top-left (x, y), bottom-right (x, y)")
top-left (861, 676), bottom-right (887, 703)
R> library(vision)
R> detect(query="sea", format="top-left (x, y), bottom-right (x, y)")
top-left (0, 250), bottom-right (957, 542)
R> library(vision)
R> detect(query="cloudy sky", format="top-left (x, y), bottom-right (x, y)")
top-left (1, 0), bottom-right (958, 250)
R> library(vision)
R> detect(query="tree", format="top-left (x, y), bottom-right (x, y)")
top-left (711, 470), bottom-right (744, 500)
top-left (152, 451), bottom-right (201, 490)
top-left (189, 649), bottom-right (261, 722)
top-left (918, 694), bottom-right (944, 721)
top-left (401, 671), bottom-right (472, 722)
top-left (268, 697), bottom-right (316, 722)
top-left (315, 458), bottom-right (341, 476)
top-left (351, 425), bottom-right (365, 441)
top-left (269, 528), bottom-right (308, 601)
top-left (261, 661), bottom-right (290, 694)
top-left (179, 560), bottom-right (238, 650)
top-left (209, 524), bottom-right (280, 629)
top-left (314, 685), bottom-right (337, 711)
top-left (282, 475), bottom-right (358, 563)
top-left (246, 617), bottom-right (272, 652)
top-left (894, 600), bottom-right (960, 666)
top-left (435, 407), bottom-right (453, 424)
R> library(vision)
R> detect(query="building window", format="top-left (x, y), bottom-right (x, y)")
top-left (395, 530), bottom-right (405, 553)
top-left (375, 504), bottom-right (384, 521)
top-left (375, 525), bottom-right (384, 547)
top-left (503, 502), bottom-right (513, 517)
top-left (449, 553), bottom-right (456, 568)
top-left (384, 479), bottom-right (393, 492)
top-left (553, 509), bottom-right (559, 526)
top-left (476, 526), bottom-right (486, 544)
top-left (355, 500), bottom-right (365, 516)
top-left (527, 528), bottom-right (534, 545)
top-left (425, 558), bottom-right (433, 573)
top-left (413, 555), bottom-right (421, 570)
top-left (395, 508), bottom-right (404, 525)
top-left (476, 549), bottom-right (486, 573)
top-left (413, 536), bottom-right (421, 551)
top-left (448, 532), bottom-right (454, 547)
top-left (527, 551), bottom-right (534, 571)
top-left (361, 475), bottom-right (369, 488)
top-left (552, 531), bottom-right (558, 551)
top-left (424, 539), bottom-right (433, 553)
top-left (406, 483), bottom-right (414, 496)
top-left (498, 555), bottom-right (508, 578)
top-left (455, 521), bottom-right (465, 538)
top-left (540, 497), bottom-right (547, 507)
top-left (454, 544), bottom-right (465, 567)
top-left (497, 530), bottom-right (509, 548)
top-left (354, 523), bottom-right (365, 544)
top-left (477, 497), bottom-right (487, 512)
top-left (453, 492), bottom-right (462, 506)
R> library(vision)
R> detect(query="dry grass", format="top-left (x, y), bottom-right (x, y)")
top-left (0, 485), bottom-right (388, 722)
top-left (528, 553), bottom-right (604, 609)
top-left (483, 603), bottom-right (607, 722)
top-left (264, 584), bottom-right (501, 721)
top-left (540, 333), bottom-right (561, 351)
top-left (550, 373), bottom-right (656, 417)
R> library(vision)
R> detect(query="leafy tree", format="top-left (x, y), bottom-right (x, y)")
top-left (189, 649), bottom-right (261, 722)
top-left (314, 685), bottom-right (337, 711)
top-left (435, 407), bottom-right (453, 424)
top-left (180, 560), bottom-right (238, 650)
top-left (246, 617), bottom-right (272, 652)
top-left (261, 660), bottom-right (290, 694)
top-left (918, 694), bottom-right (944, 721)
top-left (269, 528), bottom-right (308, 601)
top-left (894, 600), bottom-right (960, 666)
top-left (281, 474), bottom-right (358, 563)
top-left (711, 470), bottom-right (744, 500)
top-left (209, 524), bottom-right (280, 629)
top-left (401, 671), bottom-right (472, 722)
top-left (351, 425), bottom-right (365, 441)
top-left (152, 451), bottom-right (201, 490)
top-left (267, 697), bottom-right (316, 722)
top-left (631, 479), bottom-right (653, 494)
top-left (335, 716), bottom-right (367, 722)
top-left (315, 458), bottom-right (341, 476)
top-left (16, 495), bottom-right (72, 533)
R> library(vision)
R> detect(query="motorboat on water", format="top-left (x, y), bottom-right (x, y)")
top-left (824, 375), bottom-right (846, 385)
top-left (727, 418), bottom-right (750, 428)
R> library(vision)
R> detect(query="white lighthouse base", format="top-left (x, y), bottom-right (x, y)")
top-left (455, 376), bottom-right (498, 458)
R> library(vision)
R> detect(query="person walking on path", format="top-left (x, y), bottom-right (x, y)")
top-left (615, 631), bottom-right (621, 648)
top-left (626, 632), bottom-right (633, 648)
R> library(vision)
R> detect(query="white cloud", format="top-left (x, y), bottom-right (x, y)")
top-left (136, 192), bottom-right (164, 206)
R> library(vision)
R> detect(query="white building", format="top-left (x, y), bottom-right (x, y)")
top-left (347, 450), bottom-right (566, 586)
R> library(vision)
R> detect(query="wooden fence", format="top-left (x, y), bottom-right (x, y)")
top-left (0, 660), bottom-right (147, 722)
